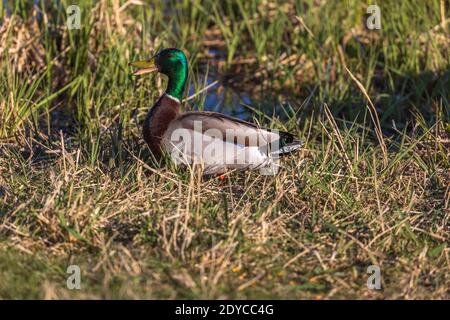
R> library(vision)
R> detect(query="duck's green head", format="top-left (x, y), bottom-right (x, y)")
top-left (130, 48), bottom-right (188, 100)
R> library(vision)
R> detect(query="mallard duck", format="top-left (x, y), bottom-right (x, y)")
top-left (130, 48), bottom-right (302, 175)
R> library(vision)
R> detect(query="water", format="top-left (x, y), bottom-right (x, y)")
top-left (186, 60), bottom-right (288, 123)
top-left (187, 75), bottom-right (254, 118)
top-left (186, 46), bottom-right (295, 122)
top-left (1, 0), bottom-right (43, 21)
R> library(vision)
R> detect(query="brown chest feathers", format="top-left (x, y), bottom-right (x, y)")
top-left (142, 94), bottom-right (180, 159)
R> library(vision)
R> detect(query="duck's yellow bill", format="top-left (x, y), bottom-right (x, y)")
top-left (129, 58), bottom-right (158, 76)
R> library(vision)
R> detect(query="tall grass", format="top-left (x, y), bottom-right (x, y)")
top-left (0, 0), bottom-right (448, 299)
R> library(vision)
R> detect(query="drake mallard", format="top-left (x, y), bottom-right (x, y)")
top-left (130, 48), bottom-right (302, 175)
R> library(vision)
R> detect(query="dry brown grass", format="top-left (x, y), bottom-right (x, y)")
top-left (0, 0), bottom-right (448, 299)
top-left (1, 116), bottom-right (448, 299)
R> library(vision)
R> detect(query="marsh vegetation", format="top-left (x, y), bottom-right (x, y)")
top-left (0, 0), bottom-right (448, 299)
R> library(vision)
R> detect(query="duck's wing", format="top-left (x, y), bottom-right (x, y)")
top-left (174, 111), bottom-right (300, 147)
top-left (163, 111), bottom-right (302, 174)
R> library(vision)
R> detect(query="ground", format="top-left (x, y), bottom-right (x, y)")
top-left (0, 0), bottom-right (448, 299)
